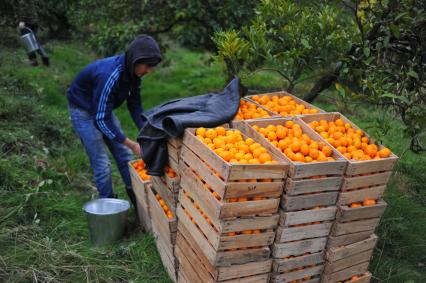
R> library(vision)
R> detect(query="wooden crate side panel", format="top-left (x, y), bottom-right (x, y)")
top-left (220, 215), bottom-right (279, 234)
top-left (181, 164), bottom-right (280, 219)
top-left (272, 252), bottom-right (325, 273)
top-left (281, 192), bottom-right (339, 211)
top-left (338, 185), bottom-right (386, 205)
top-left (169, 154), bottom-right (180, 173)
top-left (272, 237), bottom-right (328, 258)
top-left (155, 236), bottom-right (178, 282)
top-left (148, 187), bottom-right (177, 233)
top-left (321, 262), bottom-right (370, 283)
top-left (342, 172), bottom-right (392, 191)
top-left (167, 142), bottom-right (180, 163)
top-left (168, 138), bottom-right (182, 149)
top-left (331, 218), bottom-right (380, 236)
top-left (337, 200), bottom-right (387, 222)
top-left (216, 260), bottom-right (272, 282)
top-left (276, 222), bottom-right (333, 243)
top-left (285, 177), bottom-right (342, 195)
top-left (180, 146), bottom-right (284, 199)
top-left (176, 244), bottom-right (206, 283)
top-left (324, 249), bottom-right (374, 274)
top-left (180, 190), bottom-right (275, 250)
top-left (279, 207), bottom-right (337, 226)
top-left (326, 234), bottom-right (378, 262)
top-left (162, 174), bottom-right (181, 193)
top-left (136, 197), bottom-right (152, 232)
top-left (271, 265), bottom-right (324, 283)
top-left (233, 120), bottom-right (346, 179)
top-left (327, 230), bottom-right (374, 249)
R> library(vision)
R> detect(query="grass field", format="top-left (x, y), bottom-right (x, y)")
top-left (0, 41), bottom-right (425, 282)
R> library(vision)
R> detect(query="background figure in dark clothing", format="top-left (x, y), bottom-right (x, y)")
top-left (13, 0), bottom-right (49, 66)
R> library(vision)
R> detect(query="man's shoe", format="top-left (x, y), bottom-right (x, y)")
top-left (42, 57), bottom-right (50, 66)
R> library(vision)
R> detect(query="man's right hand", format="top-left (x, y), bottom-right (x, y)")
top-left (123, 138), bottom-right (141, 157)
top-left (19, 22), bottom-right (25, 29)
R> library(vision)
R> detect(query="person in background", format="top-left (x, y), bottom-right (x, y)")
top-left (66, 35), bottom-right (161, 208)
top-left (13, 0), bottom-right (49, 66)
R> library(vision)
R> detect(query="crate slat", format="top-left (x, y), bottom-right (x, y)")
top-left (337, 200), bottom-right (387, 222)
top-left (272, 237), bottom-right (328, 258)
top-left (281, 192), bottom-right (339, 211)
top-left (327, 230), bottom-right (374, 249)
top-left (276, 222), bottom-right (333, 243)
top-left (272, 252), bottom-right (325, 273)
top-left (321, 262), bottom-right (370, 283)
top-left (326, 234), bottom-right (378, 262)
top-left (324, 249), bottom-right (374, 274)
top-left (338, 185), bottom-right (386, 205)
top-left (285, 177), bottom-right (342, 196)
top-left (279, 207), bottom-right (337, 226)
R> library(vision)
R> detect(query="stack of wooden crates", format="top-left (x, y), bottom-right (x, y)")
top-left (299, 113), bottom-right (398, 283)
top-left (130, 91), bottom-right (398, 283)
top-left (234, 118), bottom-right (345, 283)
top-left (175, 127), bottom-right (288, 283)
top-left (149, 138), bottom-right (182, 282)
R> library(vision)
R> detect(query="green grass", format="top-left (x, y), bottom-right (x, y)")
top-left (1, 41), bottom-right (425, 282)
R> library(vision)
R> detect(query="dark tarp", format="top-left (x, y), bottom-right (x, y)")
top-left (137, 77), bottom-right (240, 175)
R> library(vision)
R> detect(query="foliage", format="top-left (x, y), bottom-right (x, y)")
top-left (213, 0), bottom-right (354, 91)
top-left (335, 0), bottom-right (426, 152)
top-left (68, 0), bottom-right (257, 55)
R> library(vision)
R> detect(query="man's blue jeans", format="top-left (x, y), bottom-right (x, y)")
top-left (68, 104), bottom-right (133, 198)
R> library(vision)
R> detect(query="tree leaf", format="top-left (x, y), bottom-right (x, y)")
top-left (407, 70), bottom-right (419, 80)
top-left (301, 38), bottom-right (312, 49)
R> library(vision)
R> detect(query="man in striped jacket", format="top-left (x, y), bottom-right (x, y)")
top-left (67, 35), bottom-right (161, 204)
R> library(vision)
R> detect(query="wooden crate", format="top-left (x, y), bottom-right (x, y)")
top-left (245, 91), bottom-right (325, 117)
top-left (181, 145), bottom-right (284, 200)
top-left (271, 266), bottom-right (323, 283)
top-left (182, 128), bottom-right (289, 181)
top-left (176, 221), bottom-right (272, 283)
top-left (337, 199), bottom-right (387, 222)
top-left (154, 235), bottom-right (179, 282)
top-left (232, 97), bottom-right (280, 121)
top-left (276, 222), bottom-right (333, 243)
top-left (331, 218), bottom-right (380, 236)
top-left (272, 237), bottom-right (328, 258)
top-left (285, 176), bottom-right (342, 196)
top-left (180, 161), bottom-right (282, 219)
top-left (299, 113), bottom-right (398, 176)
top-left (176, 204), bottom-right (271, 267)
top-left (327, 230), bottom-right (374, 249)
top-left (321, 262), bottom-right (370, 283)
top-left (324, 249), bottom-right (374, 274)
top-left (148, 186), bottom-right (178, 246)
top-left (162, 171), bottom-right (181, 193)
top-left (151, 176), bottom-right (178, 212)
top-left (342, 171), bottom-right (392, 191)
top-left (338, 185), bottom-right (386, 205)
top-left (281, 192), bottom-right (339, 212)
top-left (279, 206), bottom-right (337, 227)
top-left (232, 119), bottom-right (347, 179)
top-left (326, 234), bottom-right (378, 262)
top-left (129, 161), bottom-right (152, 232)
top-left (179, 188), bottom-right (277, 251)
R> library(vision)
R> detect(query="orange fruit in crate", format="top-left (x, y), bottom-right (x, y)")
top-left (251, 95), bottom-right (319, 117)
top-left (350, 202), bottom-right (362, 208)
top-left (242, 230), bottom-right (253, 234)
top-left (196, 128), bottom-right (278, 164)
top-left (308, 118), bottom-right (392, 160)
top-left (363, 199), bottom-right (377, 206)
top-left (234, 99), bottom-right (271, 120)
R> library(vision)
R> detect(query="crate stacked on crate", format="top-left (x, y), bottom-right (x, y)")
top-left (176, 126), bottom-right (289, 283)
top-left (148, 138), bottom-right (183, 282)
top-left (233, 118), bottom-right (347, 283)
top-left (129, 159), bottom-right (152, 232)
top-left (245, 91), bottom-right (324, 118)
top-left (299, 113), bottom-right (398, 282)
top-left (233, 98), bottom-right (279, 121)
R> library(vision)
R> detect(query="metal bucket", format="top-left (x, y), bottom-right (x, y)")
top-left (83, 198), bottom-right (130, 246)
top-left (20, 29), bottom-right (39, 53)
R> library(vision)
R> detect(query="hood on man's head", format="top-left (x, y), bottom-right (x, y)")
top-left (125, 35), bottom-right (162, 77)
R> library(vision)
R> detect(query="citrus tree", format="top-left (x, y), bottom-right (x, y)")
top-left (308, 0), bottom-right (426, 152)
top-left (213, 0), bottom-right (354, 91)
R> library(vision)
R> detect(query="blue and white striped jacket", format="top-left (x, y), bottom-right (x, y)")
top-left (67, 55), bottom-right (143, 143)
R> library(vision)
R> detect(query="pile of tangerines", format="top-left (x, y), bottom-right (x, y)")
top-left (131, 160), bottom-right (150, 181)
top-left (250, 94), bottom-right (320, 116)
top-left (155, 194), bottom-right (174, 219)
top-left (195, 127), bottom-right (278, 165)
top-left (234, 99), bottom-right (271, 120)
top-left (349, 198), bottom-right (377, 208)
top-left (307, 118), bottom-right (392, 160)
top-left (337, 274), bottom-right (366, 283)
top-left (252, 120), bottom-right (334, 163)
